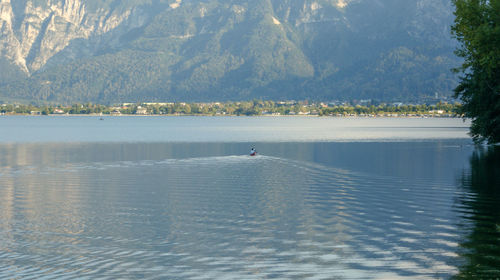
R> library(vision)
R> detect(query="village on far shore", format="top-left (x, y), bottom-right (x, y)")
top-left (0, 99), bottom-right (462, 118)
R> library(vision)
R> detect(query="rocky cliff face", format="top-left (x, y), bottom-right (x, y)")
top-left (0, 0), bottom-right (459, 103)
top-left (0, 0), bottom-right (157, 74)
top-left (3, 0), bottom-right (87, 73)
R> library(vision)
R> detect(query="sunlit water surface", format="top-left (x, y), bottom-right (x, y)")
top-left (0, 116), bottom-right (470, 142)
top-left (0, 117), bottom-right (499, 279)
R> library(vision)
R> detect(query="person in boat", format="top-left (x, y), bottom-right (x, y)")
top-left (250, 148), bottom-right (257, 156)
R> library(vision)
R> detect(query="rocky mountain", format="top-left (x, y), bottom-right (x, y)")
top-left (0, 0), bottom-right (459, 104)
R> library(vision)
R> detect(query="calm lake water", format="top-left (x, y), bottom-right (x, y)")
top-left (0, 116), bottom-right (470, 142)
top-left (0, 116), bottom-right (499, 279)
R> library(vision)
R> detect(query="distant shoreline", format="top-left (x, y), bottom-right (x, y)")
top-left (0, 113), bottom-right (462, 119)
top-left (0, 101), bottom-right (462, 118)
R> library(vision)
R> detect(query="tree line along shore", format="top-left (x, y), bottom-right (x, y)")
top-left (0, 101), bottom-right (461, 117)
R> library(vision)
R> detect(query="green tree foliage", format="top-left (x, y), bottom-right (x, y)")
top-left (452, 0), bottom-right (500, 143)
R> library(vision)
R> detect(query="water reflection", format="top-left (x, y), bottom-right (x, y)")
top-left (0, 141), bottom-right (483, 279)
top-left (455, 146), bottom-right (500, 279)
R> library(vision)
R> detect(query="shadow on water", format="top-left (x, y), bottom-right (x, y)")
top-left (454, 146), bottom-right (500, 279)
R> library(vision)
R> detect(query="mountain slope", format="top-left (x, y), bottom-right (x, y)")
top-left (0, 0), bottom-right (459, 103)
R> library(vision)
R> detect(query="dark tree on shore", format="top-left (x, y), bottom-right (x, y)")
top-left (451, 0), bottom-right (500, 143)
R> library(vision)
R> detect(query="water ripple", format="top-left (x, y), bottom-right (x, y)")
top-left (0, 153), bottom-right (470, 279)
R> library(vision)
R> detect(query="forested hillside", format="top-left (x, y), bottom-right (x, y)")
top-left (0, 0), bottom-right (459, 104)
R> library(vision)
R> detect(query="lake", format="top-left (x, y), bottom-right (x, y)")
top-left (0, 116), bottom-right (499, 279)
top-left (0, 116), bottom-right (469, 142)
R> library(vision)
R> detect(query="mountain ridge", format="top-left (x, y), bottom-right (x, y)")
top-left (0, 0), bottom-right (459, 104)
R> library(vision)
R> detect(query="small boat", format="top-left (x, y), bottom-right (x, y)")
top-left (250, 151), bottom-right (257, 156)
